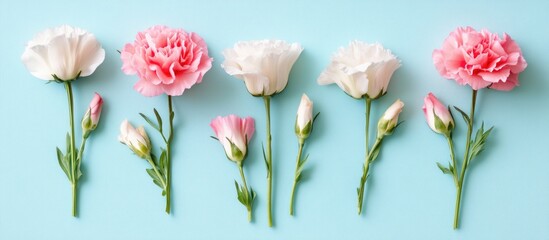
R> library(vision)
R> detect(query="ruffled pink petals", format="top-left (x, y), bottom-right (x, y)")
top-left (433, 26), bottom-right (527, 91)
top-left (121, 25), bottom-right (213, 97)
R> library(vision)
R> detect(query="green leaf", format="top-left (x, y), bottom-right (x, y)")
top-left (250, 188), bottom-right (256, 201)
top-left (139, 113), bottom-right (160, 132)
top-left (75, 159), bottom-right (83, 180)
top-left (468, 123), bottom-right (494, 162)
top-left (234, 180), bottom-right (254, 208)
top-left (436, 162), bottom-right (453, 175)
top-left (56, 147), bottom-right (70, 180)
top-left (313, 112), bottom-right (320, 123)
top-left (361, 164), bottom-right (369, 183)
top-left (66, 133), bottom-right (71, 153)
top-left (262, 144), bottom-right (270, 177)
top-left (159, 149), bottom-right (167, 175)
top-left (153, 108), bottom-right (163, 133)
top-left (369, 140), bottom-right (383, 163)
top-left (453, 106), bottom-right (470, 126)
top-left (146, 168), bottom-right (164, 190)
top-left (234, 180), bottom-right (246, 206)
top-left (295, 154), bottom-right (309, 183)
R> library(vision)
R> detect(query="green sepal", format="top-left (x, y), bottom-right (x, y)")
top-left (227, 137), bottom-right (244, 162)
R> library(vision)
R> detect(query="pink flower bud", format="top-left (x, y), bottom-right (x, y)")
top-left (422, 93), bottom-right (454, 136)
top-left (210, 115), bottom-right (255, 163)
top-left (82, 93), bottom-right (103, 138)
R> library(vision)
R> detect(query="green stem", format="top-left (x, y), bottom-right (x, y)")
top-left (358, 137), bottom-right (382, 215)
top-left (263, 96), bottom-right (273, 227)
top-left (77, 138), bottom-right (87, 163)
top-left (165, 95), bottom-right (174, 214)
top-left (289, 139), bottom-right (305, 216)
top-left (64, 81), bottom-right (77, 217)
top-left (72, 183), bottom-right (76, 217)
top-left (238, 163), bottom-right (252, 222)
top-left (365, 98), bottom-right (372, 155)
top-left (454, 89), bottom-right (477, 229)
top-left (445, 135), bottom-right (458, 187)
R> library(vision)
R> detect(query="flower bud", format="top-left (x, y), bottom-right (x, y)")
top-left (295, 94), bottom-right (313, 141)
top-left (118, 120), bottom-right (151, 159)
top-left (210, 115), bottom-right (255, 163)
top-left (422, 93), bottom-right (454, 136)
top-left (82, 93), bottom-right (103, 138)
top-left (377, 99), bottom-right (404, 138)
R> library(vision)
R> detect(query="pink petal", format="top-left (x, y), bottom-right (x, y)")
top-left (489, 73), bottom-right (519, 91)
top-left (478, 68), bottom-right (510, 83)
top-left (134, 79), bottom-right (164, 97)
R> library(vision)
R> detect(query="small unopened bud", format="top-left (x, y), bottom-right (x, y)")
top-left (422, 93), bottom-right (454, 136)
top-left (295, 94), bottom-right (314, 141)
top-left (377, 99), bottom-right (404, 138)
top-left (118, 120), bottom-right (151, 159)
top-left (82, 93), bottom-right (103, 138)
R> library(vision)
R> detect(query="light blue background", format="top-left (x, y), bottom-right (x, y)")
top-left (1, 0), bottom-right (548, 239)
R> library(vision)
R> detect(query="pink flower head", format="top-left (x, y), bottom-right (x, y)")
top-left (422, 93), bottom-right (454, 135)
top-left (82, 93), bottom-right (103, 137)
top-left (433, 26), bottom-right (527, 91)
top-left (121, 25), bottom-right (213, 97)
top-left (210, 115), bottom-right (255, 163)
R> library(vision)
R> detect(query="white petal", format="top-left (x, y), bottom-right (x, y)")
top-left (274, 43), bottom-right (303, 93)
top-left (46, 35), bottom-right (76, 80)
top-left (317, 65), bottom-right (337, 85)
top-left (242, 73), bottom-right (270, 95)
top-left (352, 72), bottom-right (369, 98)
top-left (76, 33), bottom-right (105, 77)
top-left (21, 45), bottom-right (54, 80)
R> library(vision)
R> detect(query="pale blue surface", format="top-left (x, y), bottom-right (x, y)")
top-left (1, 0), bottom-right (548, 239)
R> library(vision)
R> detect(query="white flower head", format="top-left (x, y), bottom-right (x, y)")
top-left (318, 40), bottom-right (400, 99)
top-left (221, 39), bottom-right (303, 96)
top-left (21, 25), bottom-right (105, 81)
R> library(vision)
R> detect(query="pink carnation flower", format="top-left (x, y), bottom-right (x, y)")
top-left (433, 27), bottom-right (527, 91)
top-left (121, 25), bottom-right (213, 96)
